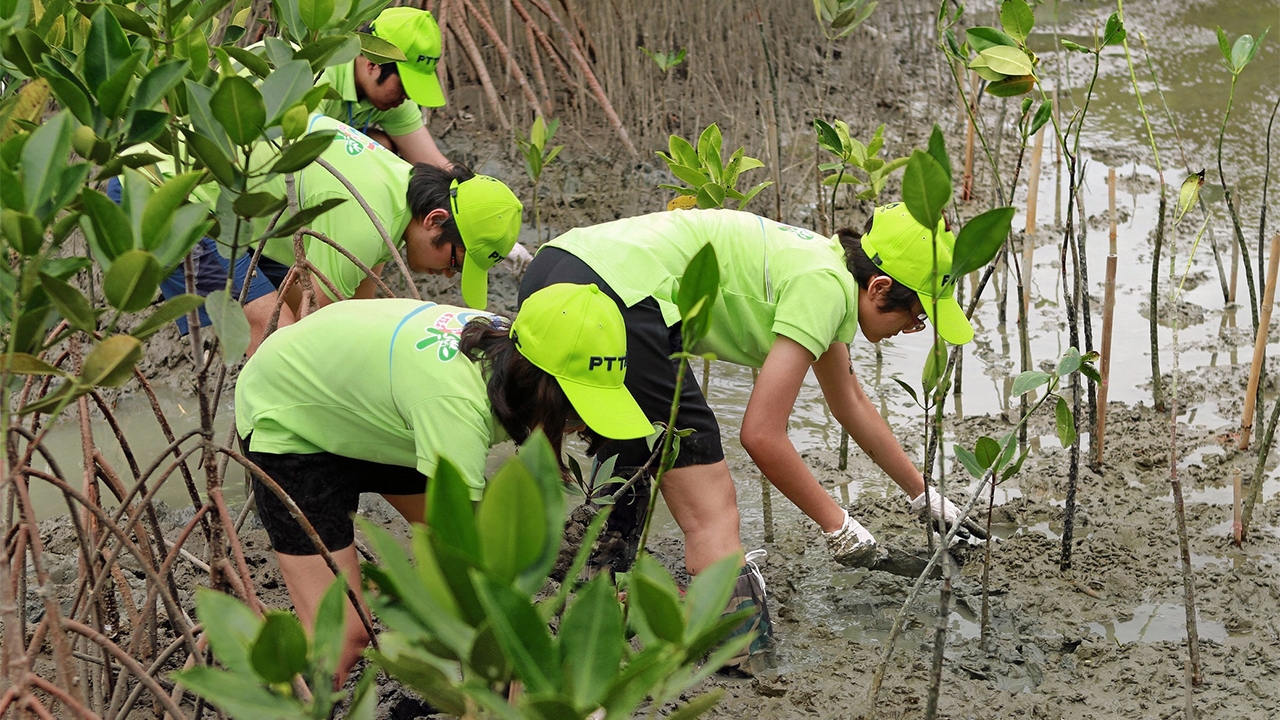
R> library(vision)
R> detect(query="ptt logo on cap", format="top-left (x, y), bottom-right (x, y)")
top-left (588, 356), bottom-right (627, 371)
top-left (488, 250), bottom-right (504, 261)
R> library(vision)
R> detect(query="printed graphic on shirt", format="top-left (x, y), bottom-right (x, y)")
top-left (773, 222), bottom-right (816, 241)
top-left (334, 121), bottom-right (379, 156)
top-left (414, 308), bottom-right (495, 361)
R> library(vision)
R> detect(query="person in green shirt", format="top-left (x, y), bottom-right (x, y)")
top-left (518, 204), bottom-right (976, 668)
top-left (151, 113), bottom-right (522, 354)
top-left (317, 6), bottom-right (452, 169)
top-left (236, 282), bottom-right (653, 681)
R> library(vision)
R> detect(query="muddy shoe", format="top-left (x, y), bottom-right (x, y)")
top-left (719, 549), bottom-right (773, 674)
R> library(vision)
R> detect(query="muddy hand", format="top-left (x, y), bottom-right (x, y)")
top-left (502, 243), bottom-right (533, 276)
top-left (825, 508), bottom-right (877, 567)
top-left (910, 490), bottom-right (982, 540)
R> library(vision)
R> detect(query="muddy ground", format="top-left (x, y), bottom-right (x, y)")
top-left (30, 0), bottom-right (1280, 717)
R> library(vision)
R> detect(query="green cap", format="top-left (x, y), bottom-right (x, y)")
top-left (511, 284), bottom-right (654, 440)
top-left (370, 7), bottom-right (445, 108)
top-left (449, 175), bottom-right (524, 309)
top-left (861, 203), bottom-right (974, 345)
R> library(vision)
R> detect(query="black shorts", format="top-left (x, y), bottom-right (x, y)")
top-left (245, 438), bottom-right (426, 556)
top-left (518, 247), bottom-right (724, 468)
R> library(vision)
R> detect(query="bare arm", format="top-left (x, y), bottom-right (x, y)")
top-left (312, 263), bottom-right (386, 307)
top-left (812, 342), bottom-right (927, 501)
top-left (740, 335), bottom-right (848, 533)
top-left (389, 126), bottom-right (451, 169)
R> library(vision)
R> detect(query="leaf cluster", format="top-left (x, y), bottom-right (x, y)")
top-left (813, 0), bottom-right (878, 41)
top-left (1215, 26), bottom-right (1268, 76)
top-left (640, 46), bottom-right (686, 73)
top-left (655, 124), bottom-right (772, 212)
top-left (514, 115), bottom-right (563, 186)
top-left (940, 0), bottom-right (1046, 98)
top-left (813, 121), bottom-right (908, 203)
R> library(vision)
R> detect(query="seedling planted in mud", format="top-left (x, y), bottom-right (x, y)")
top-left (514, 114), bottom-right (564, 244)
top-left (813, 121), bottom-right (908, 229)
top-left (656, 123), bottom-right (772, 212)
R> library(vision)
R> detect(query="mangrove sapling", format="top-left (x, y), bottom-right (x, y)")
top-left (813, 120), bottom-right (909, 231)
top-left (867, 349), bottom-right (1098, 714)
top-left (640, 46), bottom-right (685, 134)
top-left (655, 123), bottom-right (773, 212)
top-left (1214, 26), bottom-right (1270, 334)
top-left (515, 115), bottom-right (564, 244)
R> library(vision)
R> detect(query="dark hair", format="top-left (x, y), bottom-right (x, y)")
top-left (406, 163), bottom-right (477, 249)
top-left (836, 219), bottom-right (919, 314)
top-left (459, 316), bottom-right (574, 470)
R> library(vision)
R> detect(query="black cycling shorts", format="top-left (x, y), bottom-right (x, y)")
top-left (518, 247), bottom-right (724, 469)
top-left (245, 437), bottom-right (426, 556)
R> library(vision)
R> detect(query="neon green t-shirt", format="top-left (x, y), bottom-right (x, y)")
top-left (316, 61), bottom-right (425, 137)
top-left (235, 299), bottom-right (505, 499)
top-left (544, 209), bottom-right (860, 366)
top-left (236, 114), bottom-right (414, 300)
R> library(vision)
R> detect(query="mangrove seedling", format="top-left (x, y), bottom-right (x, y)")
top-left (656, 123), bottom-right (772, 211)
top-left (515, 114), bottom-right (564, 243)
top-left (813, 120), bottom-right (909, 230)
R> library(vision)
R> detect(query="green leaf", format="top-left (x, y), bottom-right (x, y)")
top-left (1216, 26), bottom-right (1232, 65)
top-left (901, 149), bottom-right (951, 233)
top-left (667, 163), bottom-right (709, 189)
top-left (1029, 100), bottom-right (1053, 137)
top-left (922, 337), bottom-right (946, 394)
top-left (667, 134), bottom-right (700, 169)
top-left (1080, 360), bottom-right (1101, 384)
top-left (969, 55), bottom-right (1009, 82)
top-left (206, 289), bottom-right (251, 365)
top-left (103, 250), bottom-right (162, 312)
top-left (356, 30), bottom-right (406, 64)
top-left (986, 74), bottom-right (1036, 97)
top-left (1055, 396), bottom-right (1076, 447)
top-left (83, 5), bottom-right (131, 89)
top-left (211, 76), bottom-right (265, 146)
top-left (174, 25), bottom-right (209, 78)
top-left (979, 45), bottom-right (1034, 76)
top-left (1, 210), bottom-right (42, 255)
top-left (20, 110), bottom-right (72, 215)
top-left (953, 445), bottom-right (985, 479)
top-left (135, 59), bottom-right (191, 111)
top-left (97, 50), bottom-right (143, 119)
top-left (975, 436), bottom-right (1002, 469)
top-left (261, 60), bottom-right (314, 125)
top-left (142, 172), bottom-right (204, 252)
top-left (250, 612), bottom-right (309, 684)
top-left (125, 110), bottom-right (170, 146)
top-left (1173, 170), bottom-right (1204, 226)
top-left (1056, 347), bottom-right (1082, 377)
top-left (629, 555), bottom-right (684, 644)
top-left (683, 553), bottom-right (740, 639)
top-left (232, 191), bottom-right (287, 219)
top-left (695, 182), bottom-right (726, 209)
top-left (185, 79), bottom-right (234, 158)
top-left (299, 0), bottom-right (336, 32)
top-left (952, 206), bottom-right (1015, 276)
top-left (296, 34), bottom-right (362, 73)
top-left (183, 129), bottom-right (240, 189)
top-left (268, 130), bottom-right (338, 174)
top-left (966, 26), bottom-right (1020, 53)
top-left (263, 197), bottom-right (347, 240)
top-left (366, 640), bottom-right (467, 716)
top-left (926, 124), bottom-right (951, 181)
top-left (172, 666), bottom-right (306, 720)
top-left (676, 242), bottom-right (720, 348)
top-left (193, 587), bottom-right (263, 675)
top-left (890, 377), bottom-right (920, 406)
top-left (738, 181), bottom-right (771, 211)
top-left (477, 458), bottom-right (545, 584)
top-left (999, 0), bottom-right (1034, 44)
top-left (1103, 12), bottom-right (1127, 47)
top-left (471, 573), bottom-right (561, 694)
top-left (131, 294), bottom-right (205, 340)
top-left (1011, 370), bottom-right (1051, 396)
top-left (17, 381), bottom-right (84, 417)
top-left (1001, 448), bottom-right (1029, 482)
top-left (224, 45), bottom-right (271, 77)
top-left (80, 189), bottom-right (133, 266)
top-left (560, 574), bottom-right (624, 709)
top-left (426, 456), bottom-right (482, 556)
top-left (38, 273), bottom-right (95, 333)
top-left (41, 74), bottom-right (93, 127)
top-left (697, 123), bottom-right (723, 182)
top-left (310, 577), bottom-right (348, 679)
top-left (155, 203), bottom-right (213, 272)
top-left (0, 353), bottom-right (65, 377)
top-left (666, 689), bottom-right (726, 720)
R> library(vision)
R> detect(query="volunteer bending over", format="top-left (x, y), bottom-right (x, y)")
top-left (235, 283), bottom-right (653, 680)
top-left (518, 204), bottom-right (975, 661)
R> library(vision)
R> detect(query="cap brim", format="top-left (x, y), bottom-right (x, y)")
top-left (460, 255), bottom-right (488, 309)
top-left (558, 379), bottom-right (655, 440)
top-left (399, 66), bottom-right (445, 108)
top-left (920, 293), bottom-right (975, 345)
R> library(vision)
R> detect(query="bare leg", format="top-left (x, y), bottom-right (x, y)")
top-left (657, 460), bottom-right (744, 575)
top-left (275, 546), bottom-right (367, 684)
top-left (380, 493), bottom-right (425, 524)
top-left (245, 291), bottom-right (295, 357)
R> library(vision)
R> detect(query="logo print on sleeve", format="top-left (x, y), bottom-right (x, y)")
top-left (413, 311), bottom-right (499, 361)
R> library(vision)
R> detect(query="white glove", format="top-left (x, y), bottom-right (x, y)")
top-left (909, 490), bottom-right (960, 525)
top-left (824, 508), bottom-right (877, 567)
top-left (501, 243), bottom-right (533, 276)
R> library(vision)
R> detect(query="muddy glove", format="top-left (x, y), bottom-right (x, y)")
top-left (824, 508), bottom-right (877, 567)
top-left (501, 243), bottom-right (533, 276)
top-left (910, 490), bottom-right (983, 539)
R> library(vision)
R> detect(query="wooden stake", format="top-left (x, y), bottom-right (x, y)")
top-left (1097, 168), bottom-right (1118, 466)
top-left (1238, 234), bottom-right (1280, 450)
top-left (1232, 467), bottom-right (1242, 546)
top-left (1022, 126), bottom-right (1046, 316)
top-left (1053, 89), bottom-right (1062, 228)
top-left (962, 71), bottom-right (977, 202)
top-left (1229, 227), bottom-right (1240, 303)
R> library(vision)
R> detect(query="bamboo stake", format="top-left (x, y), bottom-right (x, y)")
top-left (1023, 126), bottom-right (1045, 315)
top-left (961, 70), bottom-right (977, 202)
top-left (1096, 168), bottom-right (1118, 467)
top-left (1238, 234), bottom-right (1280, 450)
top-left (1232, 467), bottom-right (1242, 546)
